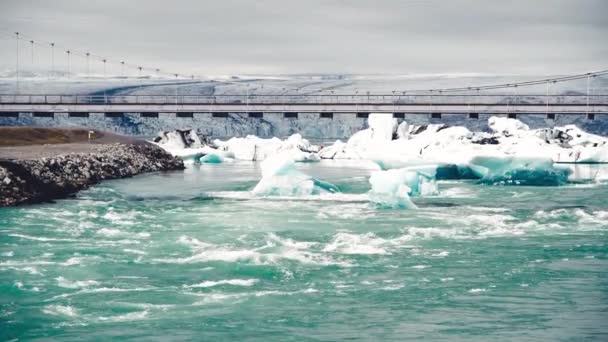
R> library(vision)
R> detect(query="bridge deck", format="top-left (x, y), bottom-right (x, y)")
top-left (1, 94), bottom-right (606, 114)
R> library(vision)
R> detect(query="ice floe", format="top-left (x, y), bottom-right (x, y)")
top-left (252, 153), bottom-right (338, 197)
top-left (368, 166), bottom-right (438, 208)
top-left (153, 114), bottom-right (608, 189)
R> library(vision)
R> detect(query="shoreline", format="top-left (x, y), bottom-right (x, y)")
top-left (0, 129), bottom-right (185, 207)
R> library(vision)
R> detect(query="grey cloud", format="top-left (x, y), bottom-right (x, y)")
top-left (0, 0), bottom-right (606, 75)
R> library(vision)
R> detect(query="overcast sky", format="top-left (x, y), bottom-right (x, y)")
top-left (0, 0), bottom-right (606, 76)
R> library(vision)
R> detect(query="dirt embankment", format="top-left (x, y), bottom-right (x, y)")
top-left (0, 127), bottom-right (184, 206)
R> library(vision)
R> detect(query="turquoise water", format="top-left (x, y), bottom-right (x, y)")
top-left (1, 161), bottom-right (607, 341)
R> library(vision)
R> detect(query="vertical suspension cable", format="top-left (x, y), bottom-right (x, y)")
top-left (174, 73), bottom-right (179, 105)
top-left (30, 40), bottom-right (34, 71)
top-left (30, 40), bottom-right (34, 66)
top-left (50, 43), bottom-right (55, 79)
top-left (586, 74), bottom-right (590, 116)
top-left (545, 81), bottom-right (550, 116)
top-left (102, 59), bottom-right (107, 102)
top-left (66, 50), bottom-right (71, 77)
top-left (15, 32), bottom-right (20, 94)
top-left (86, 52), bottom-right (90, 77)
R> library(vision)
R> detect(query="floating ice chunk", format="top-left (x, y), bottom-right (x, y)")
top-left (151, 129), bottom-right (218, 163)
top-left (368, 113), bottom-right (398, 141)
top-left (200, 151), bottom-right (235, 164)
top-left (153, 129), bottom-right (205, 149)
top-left (368, 166), bottom-right (438, 209)
top-left (396, 121), bottom-right (409, 139)
top-left (488, 117), bottom-right (529, 136)
top-left (200, 153), bottom-right (224, 163)
top-left (469, 155), bottom-right (570, 186)
top-left (252, 154), bottom-right (338, 196)
top-left (214, 133), bottom-right (320, 161)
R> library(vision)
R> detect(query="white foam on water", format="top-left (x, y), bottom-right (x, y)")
top-left (1, 251), bottom-right (14, 257)
top-left (5, 266), bottom-right (43, 275)
top-left (98, 310), bottom-right (149, 322)
top-left (188, 288), bottom-right (319, 305)
top-left (43, 305), bottom-right (79, 317)
top-left (61, 255), bottom-right (103, 267)
top-left (316, 203), bottom-right (376, 220)
top-left (183, 279), bottom-right (259, 288)
top-left (123, 248), bottom-right (147, 255)
top-left (431, 251), bottom-right (450, 257)
top-left (96, 228), bottom-right (150, 239)
top-left (56, 277), bottom-right (100, 289)
top-left (323, 232), bottom-right (391, 255)
top-left (267, 233), bottom-right (318, 250)
top-left (411, 265), bottom-right (429, 269)
top-left (102, 210), bottom-right (138, 226)
top-left (205, 191), bottom-right (368, 203)
top-left (8, 233), bottom-right (80, 242)
top-left (440, 187), bottom-right (475, 198)
top-left (381, 284), bottom-right (405, 291)
top-left (157, 235), bottom-right (351, 267)
top-left (468, 288), bottom-right (487, 293)
top-left (49, 286), bottom-right (156, 300)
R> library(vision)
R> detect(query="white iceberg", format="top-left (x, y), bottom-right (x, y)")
top-left (469, 155), bottom-right (571, 186)
top-left (214, 133), bottom-right (320, 161)
top-left (252, 154), bottom-right (338, 197)
top-left (368, 166), bottom-right (438, 209)
top-left (199, 151), bottom-right (235, 164)
top-left (319, 114), bottom-right (608, 167)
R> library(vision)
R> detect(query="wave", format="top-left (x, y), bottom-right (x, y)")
top-left (43, 305), bottom-right (78, 317)
top-left (183, 279), bottom-right (259, 289)
top-left (56, 277), bottom-right (100, 289)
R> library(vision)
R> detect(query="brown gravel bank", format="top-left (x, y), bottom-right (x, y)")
top-left (0, 128), bottom-right (184, 207)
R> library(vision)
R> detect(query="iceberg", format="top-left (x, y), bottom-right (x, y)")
top-left (368, 166), bottom-right (438, 209)
top-left (469, 156), bottom-right (571, 186)
top-left (154, 130), bottom-right (321, 164)
top-left (252, 154), bottom-right (338, 197)
top-left (319, 115), bottom-right (608, 167)
top-left (151, 129), bottom-right (217, 163)
top-left (214, 133), bottom-right (321, 161)
top-left (200, 152), bottom-right (234, 164)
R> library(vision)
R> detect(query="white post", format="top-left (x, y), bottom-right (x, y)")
top-left (120, 61), bottom-right (125, 77)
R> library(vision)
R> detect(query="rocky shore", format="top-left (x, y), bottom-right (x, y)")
top-left (0, 143), bottom-right (184, 207)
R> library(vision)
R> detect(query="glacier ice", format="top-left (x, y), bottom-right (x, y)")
top-left (214, 133), bottom-right (320, 161)
top-left (200, 152), bottom-right (231, 164)
top-left (368, 166), bottom-right (438, 209)
top-left (153, 114), bottom-right (608, 186)
top-left (469, 156), bottom-right (571, 186)
top-left (318, 115), bottom-right (608, 168)
top-left (252, 154), bottom-right (338, 197)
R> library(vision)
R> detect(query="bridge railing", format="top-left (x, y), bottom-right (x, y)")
top-left (0, 94), bottom-right (607, 105)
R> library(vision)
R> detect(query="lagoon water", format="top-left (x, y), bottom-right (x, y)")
top-left (1, 161), bottom-right (608, 341)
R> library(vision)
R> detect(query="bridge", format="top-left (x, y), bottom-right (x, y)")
top-left (1, 30), bottom-right (607, 137)
top-left (1, 94), bottom-right (606, 119)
